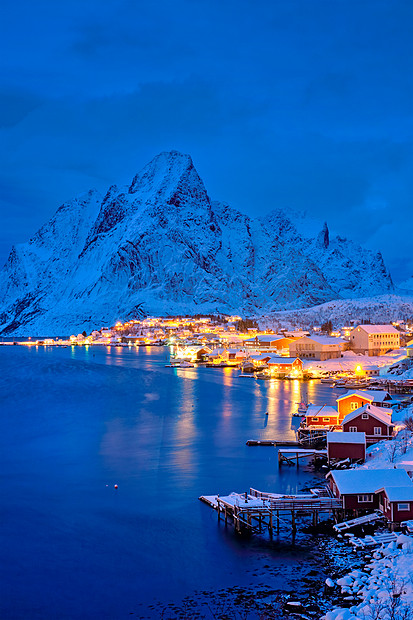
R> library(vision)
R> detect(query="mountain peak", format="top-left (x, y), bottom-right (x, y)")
top-left (128, 150), bottom-right (194, 195)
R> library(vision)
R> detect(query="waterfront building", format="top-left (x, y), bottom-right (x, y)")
top-left (326, 431), bottom-right (366, 463)
top-left (289, 335), bottom-right (345, 360)
top-left (341, 403), bottom-right (394, 443)
top-left (349, 324), bottom-right (400, 356)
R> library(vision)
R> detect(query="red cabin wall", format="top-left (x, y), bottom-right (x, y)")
top-left (327, 443), bottom-right (365, 461)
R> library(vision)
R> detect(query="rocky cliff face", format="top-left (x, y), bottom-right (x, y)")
top-left (0, 151), bottom-right (394, 334)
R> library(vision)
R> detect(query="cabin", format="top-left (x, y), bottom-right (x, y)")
top-left (244, 335), bottom-right (296, 353)
top-left (336, 390), bottom-right (393, 423)
top-left (304, 405), bottom-right (340, 427)
top-left (289, 335), bottom-right (345, 360)
top-left (349, 324), bottom-right (400, 356)
top-left (266, 357), bottom-right (303, 376)
top-left (327, 431), bottom-right (366, 463)
top-left (376, 486), bottom-right (413, 524)
top-left (327, 468), bottom-right (412, 513)
top-left (341, 403), bottom-right (394, 443)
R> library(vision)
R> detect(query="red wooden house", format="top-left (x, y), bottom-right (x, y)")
top-left (376, 486), bottom-right (413, 524)
top-left (341, 404), bottom-right (394, 444)
top-left (304, 405), bottom-right (339, 428)
top-left (336, 390), bottom-right (393, 424)
top-left (326, 431), bottom-right (366, 463)
top-left (327, 469), bottom-right (412, 518)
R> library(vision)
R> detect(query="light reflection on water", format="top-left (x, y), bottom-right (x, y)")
top-left (0, 345), bottom-right (343, 619)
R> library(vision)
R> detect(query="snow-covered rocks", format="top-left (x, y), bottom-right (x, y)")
top-left (322, 540), bottom-right (413, 620)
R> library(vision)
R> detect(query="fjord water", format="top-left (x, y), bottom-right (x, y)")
top-left (0, 345), bottom-right (341, 619)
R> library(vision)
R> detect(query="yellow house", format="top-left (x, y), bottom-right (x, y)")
top-left (349, 324), bottom-right (400, 356)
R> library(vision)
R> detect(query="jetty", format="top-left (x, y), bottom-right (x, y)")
top-left (278, 448), bottom-right (327, 467)
top-left (246, 439), bottom-right (300, 447)
top-left (199, 487), bottom-right (342, 535)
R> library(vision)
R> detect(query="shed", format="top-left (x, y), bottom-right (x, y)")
top-left (327, 431), bottom-right (366, 463)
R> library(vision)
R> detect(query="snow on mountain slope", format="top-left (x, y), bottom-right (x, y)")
top-left (0, 151), bottom-right (395, 335)
top-left (261, 294), bottom-right (413, 330)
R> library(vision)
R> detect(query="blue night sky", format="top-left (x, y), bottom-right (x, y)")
top-left (1, 0), bottom-right (412, 282)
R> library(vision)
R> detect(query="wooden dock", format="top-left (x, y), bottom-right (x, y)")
top-left (278, 448), bottom-right (327, 467)
top-left (199, 488), bottom-right (342, 536)
top-left (246, 439), bottom-right (300, 447)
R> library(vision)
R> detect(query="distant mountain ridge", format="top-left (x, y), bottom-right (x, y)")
top-left (0, 151), bottom-right (394, 335)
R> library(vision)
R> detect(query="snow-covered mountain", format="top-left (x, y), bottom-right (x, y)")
top-left (0, 151), bottom-right (395, 335)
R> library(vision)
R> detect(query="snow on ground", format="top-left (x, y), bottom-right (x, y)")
top-left (322, 539), bottom-right (413, 620)
top-left (322, 409), bottom-right (413, 619)
top-left (303, 349), bottom-right (407, 374)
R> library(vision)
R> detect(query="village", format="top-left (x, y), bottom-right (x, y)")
top-left (8, 315), bottom-right (413, 616)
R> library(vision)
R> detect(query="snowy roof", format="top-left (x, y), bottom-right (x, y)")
top-left (303, 335), bottom-right (345, 346)
top-left (355, 324), bottom-right (399, 334)
top-left (327, 432), bottom-right (366, 444)
top-left (341, 404), bottom-right (392, 426)
top-left (336, 390), bottom-right (391, 403)
top-left (267, 357), bottom-right (300, 364)
top-left (327, 469), bottom-right (411, 494)
top-left (381, 486), bottom-right (413, 502)
top-left (306, 405), bottom-right (339, 418)
top-left (244, 335), bottom-right (284, 343)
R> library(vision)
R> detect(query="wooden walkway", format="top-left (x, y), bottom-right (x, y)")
top-left (334, 510), bottom-right (384, 533)
top-left (199, 488), bottom-right (342, 536)
top-left (349, 532), bottom-right (399, 549)
top-left (246, 439), bottom-right (300, 447)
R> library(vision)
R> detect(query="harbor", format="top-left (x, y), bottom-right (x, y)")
top-left (0, 343), bottom-right (349, 618)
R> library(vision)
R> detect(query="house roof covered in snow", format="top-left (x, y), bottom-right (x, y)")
top-left (303, 335), bottom-right (345, 346)
top-left (305, 405), bottom-right (339, 418)
top-left (244, 335), bottom-right (285, 343)
top-left (327, 468), bottom-right (411, 494)
top-left (336, 390), bottom-right (391, 403)
top-left (380, 486), bottom-right (413, 502)
top-left (267, 357), bottom-right (301, 364)
top-left (327, 431), bottom-right (366, 444)
top-left (341, 404), bottom-right (393, 426)
top-left (355, 324), bottom-right (399, 335)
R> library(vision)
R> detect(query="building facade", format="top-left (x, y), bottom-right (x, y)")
top-left (349, 324), bottom-right (400, 356)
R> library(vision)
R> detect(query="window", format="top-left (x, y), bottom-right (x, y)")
top-left (349, 426), bottom-right (357, 432)
top-left (358, 495), bottom-right (373, 503)
top-left (350, 402), bottom-right (359, 410)
top-left (362, 413), bottom-right (369, 419)
top-left (312, 417), bottom-right (318, 422)
top-left (398, 503), bottom-right (410, 511)
top-left (323, 417), bottom-right (330, 422)
top-left (374, 427), bottom-right (382, 435)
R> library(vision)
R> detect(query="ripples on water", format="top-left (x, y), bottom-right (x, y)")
top-left (0, 345), bottom-right (343, 619)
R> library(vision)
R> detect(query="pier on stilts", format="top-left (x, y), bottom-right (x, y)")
top-left (199, 488), bottom-right (343, 536)
top-left (277, 448), bottom-right (327, 467)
